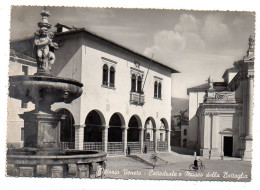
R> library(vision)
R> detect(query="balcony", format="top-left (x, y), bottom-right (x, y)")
top-left (130, 91), bottom-right (145, 105)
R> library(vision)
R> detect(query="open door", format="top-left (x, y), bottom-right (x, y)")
top-left (224, 136), bottom-right (233, 157)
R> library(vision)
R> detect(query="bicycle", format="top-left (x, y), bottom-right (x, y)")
top-left (189, 160), bottom-right (205, 172)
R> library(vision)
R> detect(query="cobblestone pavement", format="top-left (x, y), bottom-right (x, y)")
top-left (104, 152), bottom-right (251, 182)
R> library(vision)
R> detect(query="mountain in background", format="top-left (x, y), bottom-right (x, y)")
top-left (171, 97), bottom-right (189, 117)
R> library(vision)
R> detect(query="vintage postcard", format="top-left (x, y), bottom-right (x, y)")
top-left (5, 4), bottom-right (256, 184)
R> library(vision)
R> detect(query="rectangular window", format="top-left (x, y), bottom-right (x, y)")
top-left (21, 128), bottom-right (24, 141)
top-left (22, 65), bottom-right (28, 75)
top-left (154, 77), bottom-right (163, 99)
top-left (21, 100), bottom-right (27, 109)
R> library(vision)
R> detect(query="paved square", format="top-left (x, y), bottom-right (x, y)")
top-left (104, 152), bottom-right (251, 181)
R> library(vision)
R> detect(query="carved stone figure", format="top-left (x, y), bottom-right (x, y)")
top-left (34, 9), bottom-right (58, 75)
top-left (249, 35), bottom-right (255, 50)
top-left (207, 76), bottom-right (213, 89)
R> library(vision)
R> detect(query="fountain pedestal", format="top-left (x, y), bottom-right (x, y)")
top-left (7, 9), bottom-right (107, 178)
top-left (20, 110), bottom-right (62, 151)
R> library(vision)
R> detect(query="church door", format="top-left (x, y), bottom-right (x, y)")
top-left (224, 136), bottom-right (233, 157)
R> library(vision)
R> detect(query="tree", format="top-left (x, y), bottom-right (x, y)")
top-left (174, 109), bottom-right (189, 127)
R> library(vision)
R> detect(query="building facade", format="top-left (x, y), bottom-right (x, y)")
top-left (186, 36), bottom-right (254, 160)
top-left (9, 24), bottom-right (178, 155)
top-left (7, 49), bottom-right (37, 148)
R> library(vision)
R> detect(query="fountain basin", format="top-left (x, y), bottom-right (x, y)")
top-left (7, 148), bottom-right (107, 178)
top-left (9, 75), bottom-right (83, 106)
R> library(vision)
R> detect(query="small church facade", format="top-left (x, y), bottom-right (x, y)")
top-left (9, 23), bottom-right (178, 155)
top-left (187, 36), bottom-right (254, 160)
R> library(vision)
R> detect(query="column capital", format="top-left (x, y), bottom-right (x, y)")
top-left (102, 125), bottom-right (109, 129)
top-left (74, 124), bottom-right (85, 128)
top-left (139, 128), bottom-right (145, 131)
top-left (247, 74), bottom-right (254, 80)
top-left (121, 126), bottom-right (129, 130)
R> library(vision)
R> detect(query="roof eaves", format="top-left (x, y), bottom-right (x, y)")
top-left (187, 83), bottom-right (209, 95)
top-left (55, 28), bottom-right (180, 73)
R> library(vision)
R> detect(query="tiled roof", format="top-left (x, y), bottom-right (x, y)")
top-left (10, 49), bottom-right (35, 62)
top-left (9, 49), bottom-right (37, 67)
top-left (187, 83), bottom-right (210, 94)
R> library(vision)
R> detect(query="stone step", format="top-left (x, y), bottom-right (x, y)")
top-left (128, 154), bottom-right (168, 167)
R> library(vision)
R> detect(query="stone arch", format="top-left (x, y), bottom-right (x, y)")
top-left (159, 118), bottom-right (169, 142)
top-left (108, 112), bottom-right (125, 142)
top-left (144, 117), bottom-right (156, 141)
top-left (56, 108), bottom-right (75, 142)
top-left (84, 109), bottom-right (106, 142)
top-left (160, 118), bottom-right (169, 130)
top-left (128, 115), bottom-right (142, 142)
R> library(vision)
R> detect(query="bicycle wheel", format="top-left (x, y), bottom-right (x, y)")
top-left (189, 164), bottom-right (195, 170)
top-left (200, 165), bottom-right (205, 172)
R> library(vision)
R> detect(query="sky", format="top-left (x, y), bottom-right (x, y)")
top-left (10, 6), bottom-right (255, 99)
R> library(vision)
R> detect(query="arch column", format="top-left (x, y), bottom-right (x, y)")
top-left (166, 129), bottom-right (171, 152)
top-left (74, 125), bottom-right (85, 150)
top-left (102, 126), bottom-right (109, 152)
top-left (122, 126), bottom-right (128, 154)
top-left (153, 129), bottom-right (158, 153)
top-left (139, 128), bottom-right (144, 153)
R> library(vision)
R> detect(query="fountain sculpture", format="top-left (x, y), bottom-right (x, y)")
top-left (7, 9), bottom-right (106, 178)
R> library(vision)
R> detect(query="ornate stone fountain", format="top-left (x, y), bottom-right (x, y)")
top-left (7, 9), bottom-right (106, 178)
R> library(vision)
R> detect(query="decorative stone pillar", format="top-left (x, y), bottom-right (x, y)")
top-left (166, 129), bottom-right (171, 152)
top-left (122, 126), bottom-right (128, 154)
top-left (102, 126), bottom-right (109, 152)
top-left (153, 129), bottom-right (158, 153)
top-left (243, 75), bottom-right (253, 161)
top-left (200, 114), bottom-right (210, 157)
top-left (247, 75), bottom-right (254, 138)
top-left (139, 128), bottom-right (144, 153)
top-left (209, 113), bottom-right (219, 159)
top-left (75, 125), bottom-right (85, 150)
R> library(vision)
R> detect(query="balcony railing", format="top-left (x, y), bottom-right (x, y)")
top-left (127, 142), bottom-right (141, 153)
top-left (157, 141), bottom-right (168, 151)
top-left (107, 142), bottom-right (124, 155)
top-left (59, 142), bottom-right (75, 150)
top-left (130, 92), bottom-right (145, 105)
top-left (144, 141), bottom-right (155, 152)
top-left (83, 142), bottom-right (104, 151)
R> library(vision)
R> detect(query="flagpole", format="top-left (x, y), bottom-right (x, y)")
top-left (142, 53), bottom-right (154, 92)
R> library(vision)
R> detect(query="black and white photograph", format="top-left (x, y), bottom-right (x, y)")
top-left (1, 1), bottom-right (259, 188)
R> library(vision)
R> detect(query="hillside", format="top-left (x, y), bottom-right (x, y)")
top-left (171, 97), bottom-right (189, 116)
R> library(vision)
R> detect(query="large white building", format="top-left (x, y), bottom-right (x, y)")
top-left (186, 36), bottom-right (254, 160)
top-left (9, 23), bottom-right (179, 155)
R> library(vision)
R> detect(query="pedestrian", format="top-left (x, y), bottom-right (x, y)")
top-left (144, 145), bottom-right (147, 154)
top-left (151, 154), bottom-right (157, 169)
top-left (193, 152), bottom-right (198, 170)
top-left (127, 146), bottom-right (131, 155)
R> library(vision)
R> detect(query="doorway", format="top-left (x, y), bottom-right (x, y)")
top-left (224, 136), bottom-right (233, 157)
